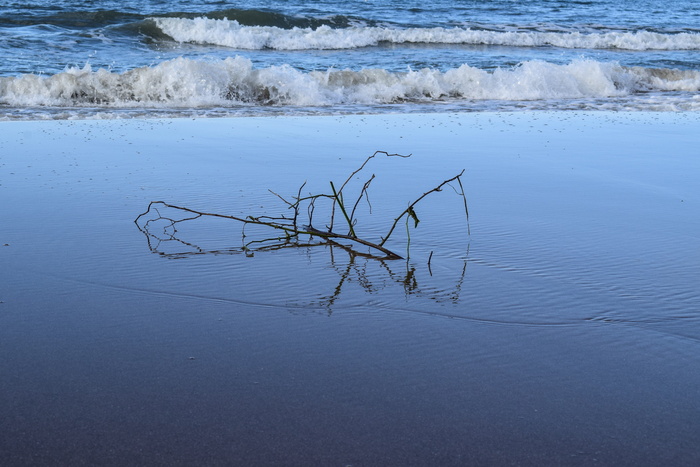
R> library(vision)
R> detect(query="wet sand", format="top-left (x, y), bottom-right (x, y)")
top-left (1, 112), bottom-right (699, 465)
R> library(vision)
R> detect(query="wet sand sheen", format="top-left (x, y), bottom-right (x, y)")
top-left (1, 112), bottom-right (699, 465)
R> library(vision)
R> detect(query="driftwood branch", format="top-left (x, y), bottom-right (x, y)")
top-left (135, 151), bottom-right (468, 261)
top-left (329, 151), bottom-right (409, 232)
top-left (379, 169), bottom-right (468, 247)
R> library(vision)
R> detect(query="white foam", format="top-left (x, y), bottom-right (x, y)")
top-left (1, 57), bottom-right (699, 110)
top-left (152, 17), bottom-right (700, 51)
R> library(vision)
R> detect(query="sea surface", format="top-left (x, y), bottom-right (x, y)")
top-left (1, 0), bottom-right (699, 119)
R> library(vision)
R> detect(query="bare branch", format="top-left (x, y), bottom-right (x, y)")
top-left (303, 225), bottom-right (402, 260)
top-left (330, 181), bottom-right (356, 238)
top-left (349, 174), bottom-right (375, 224)
top-left (135, 152), bottom-right (467, 263)
top-left (329, 150), bottom-right (409, 231)
top-left (379, 169), bottom-right (467, 247)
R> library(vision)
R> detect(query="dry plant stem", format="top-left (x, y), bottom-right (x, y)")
top-left (379, 169), bottom-right (467, 247)
top-left (405, 216), bottom-right (411, 260)
top-left (135, 152), bottom-right (467, 263)
top-left (293, 181), bottom-right (306, 230)
top-left (136, 202), bottom-right (247, 224)
top-left (269, 181), bottom-right (308, 231)
top-left (457, 176), bottom-right (470, 236)
top-left (349, 175), bottom-right (375, 226)
top-left (135, 201), bottom-right (403, 260)
top-left (330, 181), bottom-right (356, 237)
top-left (303, 225), bottom-right (402, 260)
top-left (329, 151), bottom-right (410, 232)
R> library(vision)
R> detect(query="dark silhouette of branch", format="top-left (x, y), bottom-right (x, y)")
top-left (379, 169), bottom-right (467, 247)
top-left (134, 207), bottom-right (471, 312)
top-left (135, 151), bottom-right (468, 262)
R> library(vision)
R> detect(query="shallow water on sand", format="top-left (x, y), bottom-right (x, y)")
top-left (1, 113), bottom-right (699, 464)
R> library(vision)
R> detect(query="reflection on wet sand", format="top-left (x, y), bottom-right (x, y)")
top-left (135, 205), bottom-right (469, 313)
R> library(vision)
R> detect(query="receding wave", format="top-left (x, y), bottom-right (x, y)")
top-left (152, 17), bottom-right (700, 51)
top-left (1, 57), bottom-right (698, 109)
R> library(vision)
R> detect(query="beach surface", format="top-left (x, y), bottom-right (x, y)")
top-left (1, 112), bottom-right (699, 465)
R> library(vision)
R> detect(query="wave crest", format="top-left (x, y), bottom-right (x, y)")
top-left (153, 17), bottom-right (700, 51)
top-left (1, 57), bottom-right (698, 108)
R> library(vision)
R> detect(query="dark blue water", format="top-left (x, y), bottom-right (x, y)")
top-left (1, 0), bottom-right (699, 118)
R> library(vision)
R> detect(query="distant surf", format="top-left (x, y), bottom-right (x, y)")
top-left (152, 17), bottom-right (700, 51)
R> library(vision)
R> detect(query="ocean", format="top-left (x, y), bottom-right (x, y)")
top-left (1, 0), bottom-right (699, 119)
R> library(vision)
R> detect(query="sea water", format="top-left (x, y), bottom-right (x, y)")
top-left (1, 0), bottom-right (699, 118)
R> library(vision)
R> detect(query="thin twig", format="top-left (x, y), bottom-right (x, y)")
top-left (135, 152), bottom-right (465, 263)
top-left (349, 174), bottom-right (375, 224)
top-left (329, 151), bottom-right (409, 231)
top-left (456, 176), bottom-right (470, 236)
top-left (330, 181), bottom-right (356, 237)
top-left (379, 170), bottom-right (466, 247)
top-left (136, 201), bottom-right (403, 259)
top-left (304, 225), bottom-right (402, 260)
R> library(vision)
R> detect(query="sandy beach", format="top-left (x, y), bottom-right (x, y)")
top-left (1, 112), bottom-right (699, 465)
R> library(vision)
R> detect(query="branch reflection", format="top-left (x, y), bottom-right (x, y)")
top-left (135, 207), bottom-right (469, 313)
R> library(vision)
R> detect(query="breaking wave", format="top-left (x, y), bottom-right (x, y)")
top-left (152, 17), bottom-right (700, 51)
top-left (1, 57), bottom-right (698, 109)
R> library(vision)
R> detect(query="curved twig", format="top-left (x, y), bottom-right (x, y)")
top-left (135, 152), bottom-right (466, 263)
top-left (379, 170), bottom-right (467, 247)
